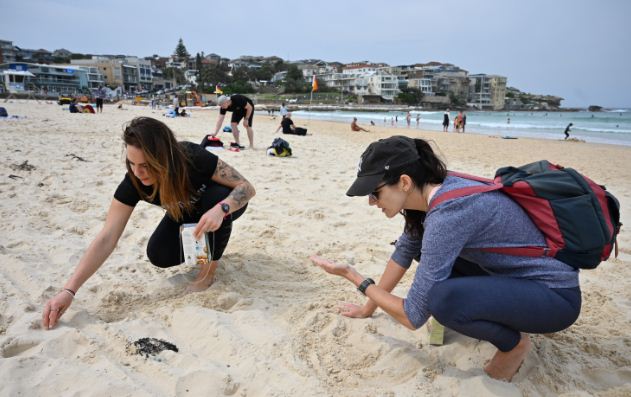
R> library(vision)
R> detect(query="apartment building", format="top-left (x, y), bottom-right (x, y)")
top-left (0, 62), bottom-right (88, 94)
top-left (468, 74), bottom-right (507, 110)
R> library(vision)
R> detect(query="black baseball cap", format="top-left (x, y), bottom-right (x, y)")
top-left (346, 136), bottom-right (420, 196)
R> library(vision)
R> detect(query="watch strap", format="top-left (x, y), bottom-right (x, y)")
top-left (357, 278), bottom-right (375, 295)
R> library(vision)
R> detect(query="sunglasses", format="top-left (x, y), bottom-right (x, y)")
top-left (369, 183), bottom-right (387, 201)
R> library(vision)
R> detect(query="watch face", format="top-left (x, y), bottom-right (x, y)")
top-left (221, 203), bottom-right (230, 214)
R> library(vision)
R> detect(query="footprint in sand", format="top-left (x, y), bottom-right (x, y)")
top-left (0, 338), bottom-right (40, 358)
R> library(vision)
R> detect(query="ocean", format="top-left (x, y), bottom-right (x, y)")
top-left (292, 109), bottom-right (631, 146)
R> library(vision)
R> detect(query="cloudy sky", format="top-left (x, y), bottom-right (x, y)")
top-left (2, 0), bottom-right (629, 107)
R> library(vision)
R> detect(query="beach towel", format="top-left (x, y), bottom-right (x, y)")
top-left (430, 161), bottom-right (621, 270)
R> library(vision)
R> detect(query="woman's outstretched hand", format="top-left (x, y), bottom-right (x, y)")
top-left (309, 255), bottom-right (350, 277)
top-left (42, 291), bottom-right (74, 330)
top-left (338, 302), bottom-right (372, 318)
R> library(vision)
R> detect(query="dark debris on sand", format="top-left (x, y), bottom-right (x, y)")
top-left (10, 160), bottom-right (36, 171)
top-left (66, 153), bottom-right (88, 162)
top-left (127, 337), bottom-right (179, 358)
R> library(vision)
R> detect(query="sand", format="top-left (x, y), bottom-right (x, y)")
top-left (1, 101), bottom-right (630, 397)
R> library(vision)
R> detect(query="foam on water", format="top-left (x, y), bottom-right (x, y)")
top-left (293, 109), bottom-right (631, 146)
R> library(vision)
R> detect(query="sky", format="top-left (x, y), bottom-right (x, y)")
top-left (1, 0), bottom-right (630, 108)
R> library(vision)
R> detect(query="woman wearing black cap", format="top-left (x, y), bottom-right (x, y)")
top-left (310, 135), bottom-right (581, 381)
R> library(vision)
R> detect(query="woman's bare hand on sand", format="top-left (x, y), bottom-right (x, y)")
top-left (42, 291), bottom-right (73, 330)
top-left (338, 302), bottom-right (372, 318)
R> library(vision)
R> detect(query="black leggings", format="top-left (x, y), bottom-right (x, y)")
top-left (428, 257), bottom-right (581, 352)
top-left (146, 184), bottom-right (247, 267)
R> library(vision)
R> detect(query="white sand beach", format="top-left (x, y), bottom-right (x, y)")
top-left (1, 101), bottom-right (630, 396)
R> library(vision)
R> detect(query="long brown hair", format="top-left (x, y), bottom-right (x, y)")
top-left (123, 117), bottom-right (193, 220)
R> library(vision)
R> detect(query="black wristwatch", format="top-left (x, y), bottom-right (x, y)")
top-left (219, 201), bottom-right (230, 215)
top-left (357, 278), bottom-right (375, 295)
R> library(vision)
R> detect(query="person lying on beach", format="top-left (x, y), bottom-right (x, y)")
top-left (351, 117), bottom-right (369, 132)
top-left (310, 135), bottom-right (580, 381)
top-left (210, 94), bottom-right (255, 150)
top-left (42, 117), bottom-right (255, 330)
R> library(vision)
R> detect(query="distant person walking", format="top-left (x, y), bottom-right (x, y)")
top-left (462, 112), bottom-right (467, 133)
top-left (211, 94), bottom-right (255, 149)
top-left (406, 111), bottom-right (411, 127)
top-left (416, 114), bottom-right (420, 127)
top-left (442, 109), bottom-right (450, 132)
top-left (95, 86), bottom-right (106, 113)
top-left (172, 95), bottom-right (180, 116)
top-left (564, 123), bottom-right (573, 140)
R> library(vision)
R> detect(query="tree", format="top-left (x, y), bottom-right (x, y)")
top-left (164, 67), bottom-right (186, 85)
top-left (284, 64), bottom-right (308, 93)
top-left (224, 80), bottom-right (255, 94)
top-left (197, 61), bottom-right (231, 93)
top-left (272, 59), bottom-right (287, 73)
top-left (195, 53), bottom-right (202, 72)
top-left (231, 66), bottom-right (251, 82)
top-left (396, 87), bottom-right (424, 105)
top-left (173, 38), bottom-right (190, 62)
top-left (448, 91), bottom-right (466, 107)
top-left (253, 63), bottom-right (274, 82)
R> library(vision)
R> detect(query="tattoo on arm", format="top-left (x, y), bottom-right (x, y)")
top-left (228, 185), bottom-right (250, 208)
top-left (215, 159), bottom-right (246, 182)
top-left (214, 160), bottom-right (255, 208)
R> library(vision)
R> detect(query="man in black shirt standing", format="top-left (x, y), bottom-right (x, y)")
top-left (211, 94), bottom-right (255, 149)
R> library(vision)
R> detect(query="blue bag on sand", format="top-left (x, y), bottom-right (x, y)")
top-left (223, 126), bottom-right (232, 133)
top-left (0, 107), bottom-right (8, 118)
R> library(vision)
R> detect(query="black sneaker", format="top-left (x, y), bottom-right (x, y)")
top-left (230, 142), bottom-right (245, 149)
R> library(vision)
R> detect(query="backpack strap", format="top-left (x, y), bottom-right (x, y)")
top-left (429, 184), bottom-right (503, 211)
top-left (447, 170), bottom-right (494, 184)
top-left (478, 246), bottom-right (553, 257)
top-left (432, 171), bottom-right (554, 259)
top-left (429, 171), bottom-right (501, 211)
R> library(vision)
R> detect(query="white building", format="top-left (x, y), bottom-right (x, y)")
top-left (408, 77), bottom-right (434, 95)
top-left (468, 74), bottom-right (507, 110)
top-left (124, 57), bottom-right (153, 91)
top-left (318, 65), bottom-right (399, 101)
top-left (75, 66), bottom-right (106, 89)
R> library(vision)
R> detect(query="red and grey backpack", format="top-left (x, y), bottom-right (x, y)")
top-left (429, 160), bottom-right (622, 269)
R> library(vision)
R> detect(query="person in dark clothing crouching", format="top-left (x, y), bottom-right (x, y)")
top-left (41, 117), bottom-right (256, 330)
